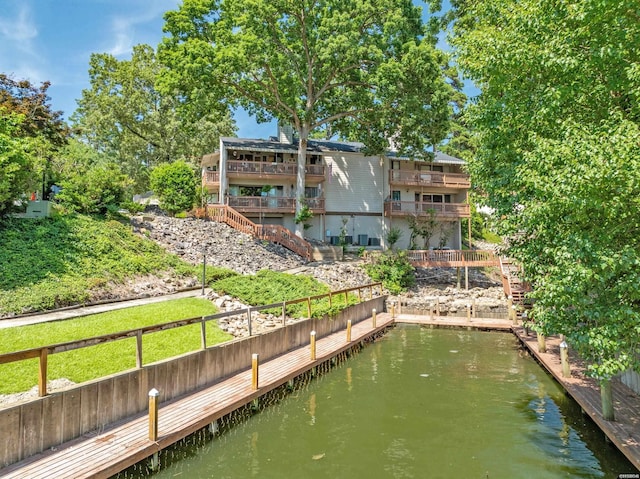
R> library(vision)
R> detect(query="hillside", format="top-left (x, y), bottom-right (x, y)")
top-left (0, 214), bottom-right (316, 318)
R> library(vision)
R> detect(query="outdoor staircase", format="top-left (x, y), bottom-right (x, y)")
top-left (203, 204), bottom-right (312, 260)
top-left (499, 256), bottom-right (529, 306)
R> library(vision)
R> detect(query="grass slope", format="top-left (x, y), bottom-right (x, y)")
top-left (0, 298), bottom-right (232, 394)
top-left (0, 214), bottom-right (196, 315)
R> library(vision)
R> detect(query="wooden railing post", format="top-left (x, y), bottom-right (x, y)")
top-left (148, 388), bottom-right (159, 441)
top-left (247, 307), bottom-right (253, 336)
top-left (136, 330), bottom-right (143, 368)
top-left (38, 348), bottom-right (48, 397)
top-left (201, 318), bottom-right (207, 349)
top-left (307, 298), bottom-right (312, 318)
top-left (346, 320), bottom-right (352, 342)
top-left (372, 309), bottom-right (377, 328)
top-left (252, 354), bottom-right (259, 390)
top-left (310, 331), bottom-right (317, 360)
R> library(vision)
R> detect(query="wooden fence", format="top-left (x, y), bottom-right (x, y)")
top-left (0, 285), bottom-right (384, 468)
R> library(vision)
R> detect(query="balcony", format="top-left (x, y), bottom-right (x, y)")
top-left (203, 171), bottom-right (220, 188)
top-left (226, 160), bottom-right (325, 181)
top-left (389, 170), bottom-right (470, 188)
top-left (384, 201), bottom-right (470, 218)
top-left (226, 196), bottom-right (325, 214)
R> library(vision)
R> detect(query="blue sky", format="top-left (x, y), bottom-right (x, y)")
top-left (1, 0), bottom-right (467, 140)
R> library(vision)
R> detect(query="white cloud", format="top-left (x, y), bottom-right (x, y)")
top-left (105, 1), bottom-right (180, 57)
top-left (0, 3), bottom-right (37, 46)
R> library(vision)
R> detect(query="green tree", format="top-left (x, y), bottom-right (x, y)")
top-left (450, 0), bottom-right (640, 390)
top-left (0, 74), bottom-right (68, 146)
top-left (161, 0), bottom-right (454, 236)
top-left (150, 160), bottom-right (197, 216)
top-left (54, 142), bottom-right (130, 215)
top-left (0, 111), bottom-right (36, 216)
top-left (72, 44), bottom-right (235, 191)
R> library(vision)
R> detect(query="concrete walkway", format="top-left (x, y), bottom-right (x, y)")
top-left (0, 289), bottom-right (210, 330)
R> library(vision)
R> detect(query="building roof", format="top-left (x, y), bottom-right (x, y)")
top-left (218, 137), bottom-right (465, 164)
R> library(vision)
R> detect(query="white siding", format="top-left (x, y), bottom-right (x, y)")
top-left (324, 154), bottom-right (384, 213)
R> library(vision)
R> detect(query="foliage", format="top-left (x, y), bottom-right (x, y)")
top-left (72, 44), bottom-right (235, 191)
top-left (294, 202), bottom-right (313, 230)
top-left (0, 298), bottom-right (231, 394)
top-left (407, 210), bottom-right (438, 249)
top-left (57, 161), bottom-right (130, 215)
top-left (386, 227), bottom-right (403, 250)
top-left (204, 266), bottom-right (239, 284)
top-left (338, 217), bottom-right (349, 247)
top-left (150, 160), bottom-right (198, 216)
top-left (0, 111), bottom-right (35, 216)
top-left (161, 0), bottom-right (454, 235)
top-left (451, 0), bottom-right (640, 378)
top-left (0, 215), bottom-right (196, 315)
top-left (211, 269), bottom-right (358, 318)
top-left (0, 74), bottom-right (69, 213)
top-left (364, 251), bottom-right (415, 294)
top-left (0, 73), bottom-right (68, 146)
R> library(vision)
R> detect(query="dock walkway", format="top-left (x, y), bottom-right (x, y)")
top-left (513, 328), bottom-right (640, 471)
top-left (0, 314), bottom-right (393, 479)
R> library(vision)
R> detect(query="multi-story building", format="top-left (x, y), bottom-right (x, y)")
top-left (201, 126), bottom-right (470, 250)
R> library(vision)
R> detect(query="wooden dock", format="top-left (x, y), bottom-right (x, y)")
top-left (513, 328), bottom-right (640, 471)
top-left (395, 313), bottom-right (513, 331)
top-left (0, 314), bottom-right (394, 479)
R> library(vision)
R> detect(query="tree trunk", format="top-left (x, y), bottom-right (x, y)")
top-left (600, 378), bottom-right (615, 421)
top-left (295, 125), bottom-right (309, 238)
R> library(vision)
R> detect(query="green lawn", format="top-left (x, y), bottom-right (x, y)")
top-left (0, 298), bottom-right (233, 394)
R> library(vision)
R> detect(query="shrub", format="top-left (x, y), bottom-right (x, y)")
top-left (150, 161), bottom-right (197, 216)
top-left (57, 162), bottom-right (129, 215)
top-left (386, 227), bottom-right (403, 250)
top-left (364, 251), bottom-right (415, 294)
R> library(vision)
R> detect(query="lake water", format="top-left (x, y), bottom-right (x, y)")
top-left (116, 325), bottom-right (635, 478)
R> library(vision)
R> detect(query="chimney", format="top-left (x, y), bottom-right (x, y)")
top-left (278, 123), bottom-right (294, 144)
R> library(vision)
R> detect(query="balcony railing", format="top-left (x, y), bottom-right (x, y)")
top-left (226, 160), bottom-right (325, 179)
top-left (384, 201), bottom-right (470, 218)
top-left (203, 171), bottom-right (220, 186)
top-left (389, 170), bottom-right (470, 188)
top-left (226, 196), bottom-right (325, 214)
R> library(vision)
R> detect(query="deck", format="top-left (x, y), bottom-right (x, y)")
top-left (0, 314), bottom-right (394, 479)
top-left (514, 328), bottom-right (640, 471)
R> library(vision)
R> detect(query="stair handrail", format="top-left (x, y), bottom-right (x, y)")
top-left (204, 204), bottom-right (312, 260)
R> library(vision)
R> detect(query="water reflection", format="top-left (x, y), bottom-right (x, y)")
top-left (114, 326), bottom-right (635, 479)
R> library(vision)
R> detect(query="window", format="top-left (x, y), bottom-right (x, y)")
top-left (305, 186), bottom-right (319, 198)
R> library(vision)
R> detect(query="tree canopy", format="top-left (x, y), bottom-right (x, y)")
top-left (72, 44), bottom-right (235, 191)
top-left (160, 0), bottom-right (454, 235)
top-left (0, 75), bottom-right (68, 216)
top-left (450, 0), bottom-right (640, 379)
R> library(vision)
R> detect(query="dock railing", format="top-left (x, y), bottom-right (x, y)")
top-left (0, 283), bottom-right (383, 398)
top-left (0, 289), bottom-right (386, 468)
top-left (407, 249), bottom-right (498, 268)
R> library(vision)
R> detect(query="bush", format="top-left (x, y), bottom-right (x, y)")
top-left (364, 251), bottom-right (415, 294)
top-left (57, 162), bottom-right (129, 215)
top-left (150, 161), bottom-right (197, 216)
